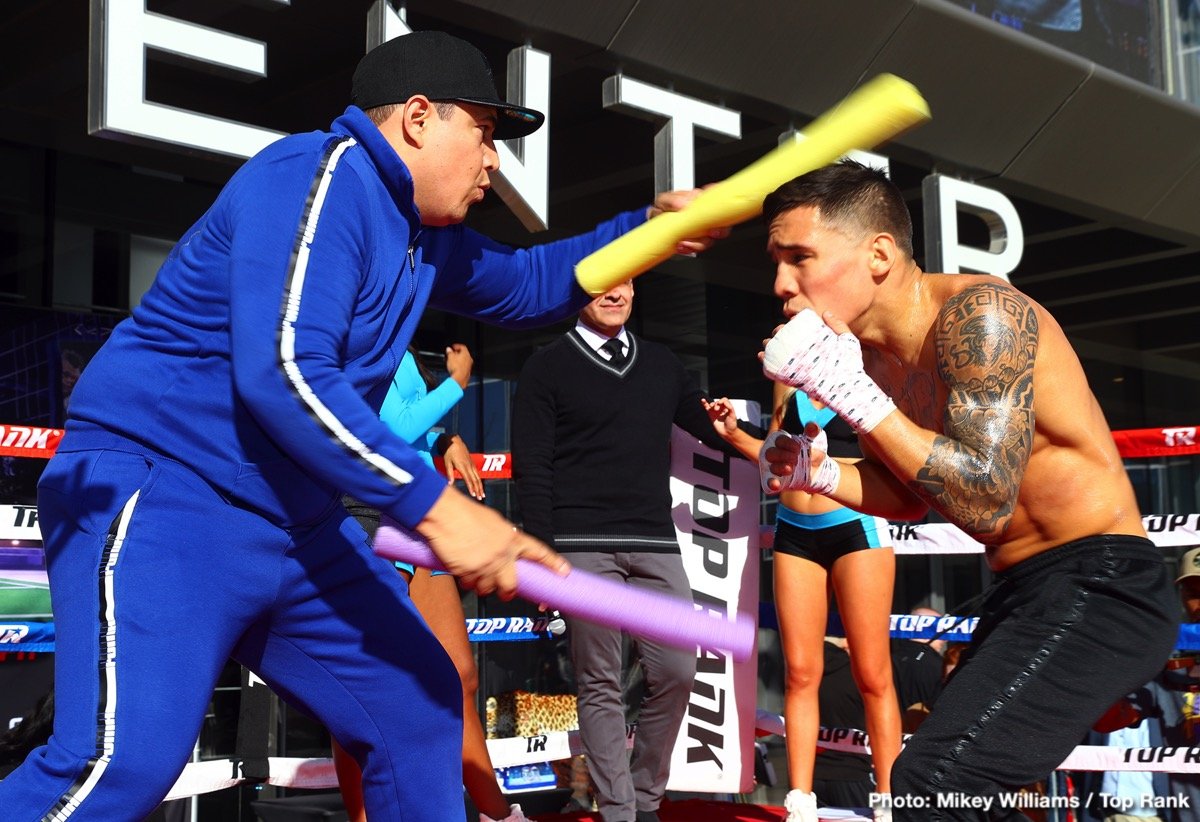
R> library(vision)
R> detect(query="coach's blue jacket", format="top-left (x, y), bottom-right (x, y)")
top-left (60, 106), bottom-right (644, 530)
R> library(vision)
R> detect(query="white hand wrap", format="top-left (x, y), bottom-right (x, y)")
top-left (758, 430), bottom-right (841, 495)
top-left (762, 309), bottom-right (897, 434)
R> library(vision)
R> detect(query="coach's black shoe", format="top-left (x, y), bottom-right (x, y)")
top-left (635, 811), bottom-right (660, 822)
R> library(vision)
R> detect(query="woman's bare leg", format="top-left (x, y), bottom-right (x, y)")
top-left (831, 547), bottom-right (900, 793)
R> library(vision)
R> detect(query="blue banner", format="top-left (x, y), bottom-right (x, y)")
top-left (464, 615), bottom-right (561, 643)
top-left (0, 620), bottom-right (55, 653)
top-left (8, 617), bottom-right (1198, 653)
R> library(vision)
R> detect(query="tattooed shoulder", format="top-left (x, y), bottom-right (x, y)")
top-left (906, 282), bottom-right (1039, 539)
top-left (935, 283), bottom-right (1038, 385)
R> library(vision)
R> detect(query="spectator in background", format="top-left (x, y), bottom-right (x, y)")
top-left (1177, 545), bottom-right (1200, 627)
top-left (1071, 545), bottom-right (1200, 822)
top-left (58, 347), bottom-right (86, 420)
top-left (890, 607), bottom-right (944, 734)
top-left (512, 279), bottom-right (750, 822)
top-left (1140, 546), bottom-right (1200, 822)
top-left (940, 642), bottom-right (969, 685)
top-left (910, 605), bottom-right (947, 655)
top-left (813, 634), bottom-right (874, 812)
top-left (1078, 546), bottom-right (1200, 822)
top-left (1095, 697), bottom-right (1165, 822)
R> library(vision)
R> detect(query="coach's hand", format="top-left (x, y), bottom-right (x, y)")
top-left (647, 188), bottom-right (731, 255)
top-left (416, 487), bottom-right (569, 599)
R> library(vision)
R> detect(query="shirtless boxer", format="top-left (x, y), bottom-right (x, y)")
top-left (758, 160), bottom-right (1178, 821)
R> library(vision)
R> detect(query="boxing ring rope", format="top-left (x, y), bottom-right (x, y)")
top-left (3, 422), bottom-right (1196, 472)
top-left (11, 610), bottom-right (1200, 654)
top-left (159, 716), bottom-right (1200, 802)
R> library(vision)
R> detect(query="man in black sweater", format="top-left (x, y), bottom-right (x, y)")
top-left (511, 279), bottom-right (744, 822)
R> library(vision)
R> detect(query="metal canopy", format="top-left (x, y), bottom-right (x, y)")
top-left (465, 0), bottom-right (1200, 240)
top-left (451, 0), bottom-right (1200, 372)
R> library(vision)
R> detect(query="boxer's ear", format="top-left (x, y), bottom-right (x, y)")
top-left (867, 232), bottom-right (899, 277)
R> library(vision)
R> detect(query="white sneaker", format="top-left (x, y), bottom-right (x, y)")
top-left (480, 803), bottom-right (530, 822)
top-left (784, 789), bottom-right (818, 822)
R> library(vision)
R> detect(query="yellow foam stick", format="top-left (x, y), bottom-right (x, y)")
top-left (575, 73), bottom-right (931, 295)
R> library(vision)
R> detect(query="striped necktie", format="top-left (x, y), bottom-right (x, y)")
top-left (601, 337), bottom-right (627, 366)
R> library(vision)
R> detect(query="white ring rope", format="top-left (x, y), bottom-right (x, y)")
top-left (161, 712), bottom-right (1200, 801)
top-left (751, 710), bottom-right (1200, 773)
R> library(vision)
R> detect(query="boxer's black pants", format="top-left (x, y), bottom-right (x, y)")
top-left (890, 535), bottom-right (1178, 821)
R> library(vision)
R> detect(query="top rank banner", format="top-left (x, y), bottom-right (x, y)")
top-left (0, 504), bottom-right (42, 542)
top-left (1111, 426), bottom-right (1200, 458)
top-left (434, 452), bottom-right (512, 479)
top-left (0, 426), bottom-right (63, 460)
top-left (4, 423), bottom-right (1199, 463)
top-left (888, 514), bottom-right (1200, 555)
top-left (666, 401), bottom-right (761, 795)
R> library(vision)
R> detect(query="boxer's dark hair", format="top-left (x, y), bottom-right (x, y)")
top-left (764, 160), bottom-right (913, 257)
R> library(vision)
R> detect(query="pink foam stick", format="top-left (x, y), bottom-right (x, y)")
top-left (373, 523), bottom-right (755, 663)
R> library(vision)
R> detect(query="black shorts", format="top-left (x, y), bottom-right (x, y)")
top-left (773, 505), bottom-right (891, 571)
top-left (891, 534), bottom-right (1179, 820)
top-left (341, 495), bottom-right (444, 578)
top-left (342, 494), bottom-right (380, 539)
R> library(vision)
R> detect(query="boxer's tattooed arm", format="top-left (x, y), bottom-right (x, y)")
top-left (908, 284), bottom-right (1037, 540)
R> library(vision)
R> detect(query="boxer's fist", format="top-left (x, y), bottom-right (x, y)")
top-left (762, 309), bottom-right (896, 434)
top-left (759, 428), bottom-right (840, 495)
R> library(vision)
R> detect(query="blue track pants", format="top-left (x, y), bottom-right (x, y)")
top-left (0, 448), bottom-right (462, 821)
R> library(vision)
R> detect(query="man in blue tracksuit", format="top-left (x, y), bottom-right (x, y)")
top-left (0, 31), bottom-right (719, 821)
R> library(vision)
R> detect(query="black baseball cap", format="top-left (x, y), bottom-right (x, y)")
top-left (351, 31), bottom-right (545, 141)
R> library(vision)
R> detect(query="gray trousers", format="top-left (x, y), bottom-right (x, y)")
top-left (566, 551), bottom-right (697, 822)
